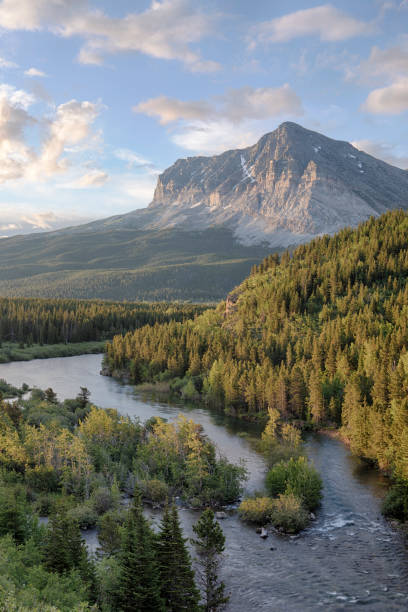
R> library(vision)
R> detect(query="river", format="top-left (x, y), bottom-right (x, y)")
top-left (1, 353), bottom-right (408, 611)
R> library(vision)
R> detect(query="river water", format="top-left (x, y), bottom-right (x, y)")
top-left (1, 354), bottom-right (408, 611)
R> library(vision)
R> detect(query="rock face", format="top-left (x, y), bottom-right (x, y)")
top-left (134, 122), bottom-right (408, 247)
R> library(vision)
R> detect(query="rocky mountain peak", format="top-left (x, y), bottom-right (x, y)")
top-left (143, 122), bottom-right (408, 247)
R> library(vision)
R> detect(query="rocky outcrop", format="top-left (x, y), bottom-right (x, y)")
top-left (143, 122), bottom-right (408, 247)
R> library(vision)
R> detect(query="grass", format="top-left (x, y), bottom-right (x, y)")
top-left (0, 341), bottom-right (106, 363)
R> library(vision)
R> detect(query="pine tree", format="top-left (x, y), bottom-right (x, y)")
top-left (157, 505), bottom-right (200, 611)
top-left (117, 490), bottom-right (164, 612)
top-left (191, 509), bottom-right (229, 612)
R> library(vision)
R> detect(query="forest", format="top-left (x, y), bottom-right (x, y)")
top-left (0, 386), bottom-right (243, 610)
top-left (105, 210), bottom-right (408, 519)
top-left (0, 298), bottom-right (206, 347)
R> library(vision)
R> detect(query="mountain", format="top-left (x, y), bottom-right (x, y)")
top-left (0, 122), bottom-right (407, 301)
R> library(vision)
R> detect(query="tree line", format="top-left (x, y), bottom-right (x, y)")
top-left (105, 210), bottom-right (408, 517)
top-left (0, 298), bottom-right (207, 345)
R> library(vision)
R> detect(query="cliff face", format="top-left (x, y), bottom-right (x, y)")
top-left (145, 122), bottom-right (408, 246)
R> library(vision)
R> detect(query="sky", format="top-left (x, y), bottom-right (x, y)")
top-left (0, 0), bottom-right (408, 235)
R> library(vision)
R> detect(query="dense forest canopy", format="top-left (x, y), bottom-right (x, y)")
top-left (105, 210), bottom-right (408, 492)
top-left (0, 387), bottom-right (242, 610)
top-left (0, 298), bottom-right (207, 345)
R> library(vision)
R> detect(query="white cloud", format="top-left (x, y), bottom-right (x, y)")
top-left (352, 139), bottom-right (408, 168)
top-left (135, 96), bottom-right (214, 126)
top-left (355, 44), bottom-right (408, 82)
top-left (0, 0), bottom-right (219, 72)
top-left (135, 85), bottom-right (303, 154)
top-left (172, 120), bottom-right (259, 154)
top-left (0, 57), bottom-right (18, 69)
top-left (251, 4), bottom-right (373, 46)
top-left (135, 85), bottom-right (302, 125)
top-left (73, 169), bottom-right (109, 188)
top-left (24, 67), bottom-right (47, 77)
top-left (363, 77), bottom-right (408, 114)
top-left (114, 148), bottom-right (152, 168)
top-left (0, 84), bottom-right (104, 184)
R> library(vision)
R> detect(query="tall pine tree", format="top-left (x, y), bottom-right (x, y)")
top-left (157, 505), bottom-right (200, 611)
top-left (117, 490), bottom-right (164, 612)
top-left (192, 509), bottom-right (229, 612)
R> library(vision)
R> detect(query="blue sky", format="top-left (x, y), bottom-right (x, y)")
top-left (0, 0), bottom-right (407, 234)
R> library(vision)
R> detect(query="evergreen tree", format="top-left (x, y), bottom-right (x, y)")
top-left (157, 505), bottom-right (200, 611)
top-left (192, 509), bottom-right (229, 612)
top-left (117, 490), bottom-right (164, 612)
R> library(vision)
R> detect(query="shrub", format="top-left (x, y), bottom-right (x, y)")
top-left (67, 503), bottom-right (97, 529)
top-left (25, 467), bottom-right (59, 493)
top-left (139, 478), bottom-right (170, 504)
top-left (32, 493), bottom-right (59, 517)
top-left (91, 487), bottom-right (116, 515)
top-left (382, 484), bottom-right (408, 521)
top-left (238, 496), bottom-right (275, 524)
top-left (270, 493), bottom-right (309, 533)
top-left (266, 457), bottom-right (322, 511)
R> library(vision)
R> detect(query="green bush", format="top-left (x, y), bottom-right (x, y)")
top-left (67, 503), bottom-right (97, 530)
top-left (139, 478), bottom-right (170, 504)
top-left (266, 457), bottom-right (322, 511)
top-left (91, 487), bottom-right (116, 515)
top-left (382, 484), bottom-right (408, 521)
top-left (25, 467), bottom-right (59, 493)
top-left (270, 493), bottom-right (309, 533)
top-left (238, 496), bottom-right (275, 524)
top-left (32, 493), bottom-right (59, 517)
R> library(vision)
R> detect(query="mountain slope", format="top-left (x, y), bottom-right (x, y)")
top-left (105, 209), bottom-right (408, 501)
top-left (0, 122), bottom-right (407, 300)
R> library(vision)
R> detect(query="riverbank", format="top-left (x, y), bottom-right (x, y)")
top-left (1, 353), bottom-right (408, 611)
top-left (0, 340), bottom-right (106, 363)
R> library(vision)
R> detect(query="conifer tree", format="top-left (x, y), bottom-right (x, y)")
top-left (117, 490), bottom-right (164, 612)
top-left (157, 505), bottom-right (200, 611)
top-left (192, 509), bottom-right (229, 612)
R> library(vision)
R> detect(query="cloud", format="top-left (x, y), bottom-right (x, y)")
top-left (352, 139), bottom-right (408, 168)
top-left (114, 148), bottom-right (153, 168)
top-left (24, 67), bottom-right (47, 77)
top-left (20, 211), bottom-right (60, 230)
top-left (362, 77), bottom-right (408, 114)
top-left (74, 169), bottom-right (108, 188)
top-left (0, 0), bottom-right (219, 72)
top-left (0, 57), bottom-right (18, 69)
top-left (135, 85), bottom-right (303, 154)
top-left (0, 84), bottom-right (103, 183)
top-left (135, 96), bottom-right (214, 126)
top-left (135, 85), bottom-right (302, 125)
top-left (251, 4), bottom-right (373, 46)
top-left (172, 120), bottom-right (259, 155)
top-left (356, 44), bottom-right (408, 82)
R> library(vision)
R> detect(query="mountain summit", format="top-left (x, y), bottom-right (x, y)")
top-left (0, 122), bottom-right (407, 301)
top-left (92, 122), bottom-right (408, 248)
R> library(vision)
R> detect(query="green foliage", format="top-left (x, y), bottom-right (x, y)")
top-left (269, 493), bottom-right (309, 533)
top-left (105, 210), bottom-right (408, 498)
top-left (238, 496), bottom-right (275, 524)
top-left (133, 415), bottom-right (246, 506)
top-left (0, 534), bottom-right (92, 611)
top-left (139, 478), bottom-right (170, 504)
top-left (117, 491), bottom-right (164, 612)
top-left (157, 505), bottom-right (200, 611)
top-left (192, 509), bottom-right (229, 612)
top-left (382, 483), bottom-right (408, 521)
top-left (265, 457), bottom-right (322, 511)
